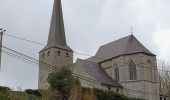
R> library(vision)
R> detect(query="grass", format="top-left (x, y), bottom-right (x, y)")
top-left (10, 91), bottom-right (28, 100)
top-left (0, 86), bottom-right (50, 100)
top-left (10, 91), bottom-right (50, 100)
top-left (1, 86), bottom-right (145, 100)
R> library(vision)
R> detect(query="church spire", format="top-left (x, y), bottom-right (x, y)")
top-left (47, 0), bottom-right (71, 51)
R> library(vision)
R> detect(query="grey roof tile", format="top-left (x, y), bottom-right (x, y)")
top-left (87, 35), bottom-right (155, 63)
top-left (77, 59), bottom-right (122, 87)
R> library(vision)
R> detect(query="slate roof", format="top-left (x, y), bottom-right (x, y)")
top-left (76, 59), bottom-right (122, 87)
top-left (87, 35), bottom-right (155, 63)
top-left (47, 0), bottom-right (72, 51)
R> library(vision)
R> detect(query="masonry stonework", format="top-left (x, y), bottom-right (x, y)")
top-left (100, 53), bottom-right (159, 100)
top-left (38, 47), bottom-right (73, 89)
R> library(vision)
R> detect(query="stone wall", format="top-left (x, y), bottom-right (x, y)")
top-left (72, 61), bottom-right (121, 93)
top-left (100, 53), bottom-right (160, 100)
top-left (38, 47), bottom-right (73, 90)
top-left (81, 88), bottom-right (97, 100)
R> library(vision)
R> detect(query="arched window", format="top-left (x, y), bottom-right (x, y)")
top-left (114, 63), bottom-right (119, 82)
top-left (42, 53), bottom-right (45, 58)
top-left (129, 60), bottom-right (137, 80)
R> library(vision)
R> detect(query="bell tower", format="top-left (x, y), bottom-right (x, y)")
top-left (38, 0), bottom-right (73, 89)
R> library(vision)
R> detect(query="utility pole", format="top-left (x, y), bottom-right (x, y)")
top-left (0, 28), bottom-right (5, 71)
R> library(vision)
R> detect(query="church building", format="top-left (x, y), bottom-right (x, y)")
top-left (38, 0), bottom-right (160, 100)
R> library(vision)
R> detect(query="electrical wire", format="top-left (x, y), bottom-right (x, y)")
top-left (2, 33), bottom-right (170, 73)
top-left (1, 45), bottom-right (162, 97)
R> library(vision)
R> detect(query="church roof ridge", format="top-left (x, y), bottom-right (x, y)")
top-left (98, 35), bottom-right (133, 49)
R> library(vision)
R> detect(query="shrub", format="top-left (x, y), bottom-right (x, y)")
top-left (0, 86), bottom-right (10, 100)
top-left (93, 88), bottom-right (144, 100)
top-left (25, 89), bottom-right (42, 97)
top-left (47, 68), bottom-right (80, 100)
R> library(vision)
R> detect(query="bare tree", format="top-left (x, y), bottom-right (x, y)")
top-left (158, 60), bottom-right (170, 96)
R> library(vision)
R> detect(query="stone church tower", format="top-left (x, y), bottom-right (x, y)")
top-left (38, 0), bottom-right (73, 89)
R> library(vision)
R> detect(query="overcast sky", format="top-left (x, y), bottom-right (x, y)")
top-left (0, 0), bottom-right (170, 90)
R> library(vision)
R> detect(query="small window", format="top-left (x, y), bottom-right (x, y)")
top-left (58, 51), bottom-right (61, 56)
top-left (66, 52), bottom-right (69, 57)
top-left (47, 51), bottom-right (50, 56)
top-left (116, 88), bottom-right (119, 93)
top-left (42, 53), bottom-right (45, 58)
top-left (108, 87), bottom-right (111, 91)
top-left (160, 97), bottom-right (162, 100)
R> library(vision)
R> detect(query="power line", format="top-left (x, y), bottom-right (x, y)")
top-left (3, 32), bottom-right (113, 62)
top-left (1, 32), bottom-right (166, 98)
top-left (2, 33), bottom-right (142, 64)
top-left (2, 33), bottom-right (167, 72)
top-left (1, 45), bottom-right (162, 97)
top-left (2, 46), bottom-right (103, 84)
top-left (4, 33), bottom-right (45, 46)
top-left (2, 44), bottom-right (166, 76)
top-left (2, 44), bottom-right (168, 81)
top-left (2, 49), bottom-right (160, 98)
top-left (2, 47), bottom-right (161, 85)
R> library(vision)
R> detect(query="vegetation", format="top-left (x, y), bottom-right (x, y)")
top-left (47, 68), bottom-right (81, 100)
top-left (25, 89), bottom-right (42, 97)
top-left (0, 68), bottom-right (80, 100)
top-left (158, 61), bottom-right (170, 96)
top-left (47, 68), bottom-right (145, 100)
top-left (93, 88), bottom-right (144, 100)
top-left (2, 66), bottom-right (162, 100)
top-left (0, 86), bottom-right (50, 100)
top-left (10, 91), bottom-right (29, 100)
top-left (0, 86), bottom-right (10, 100)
